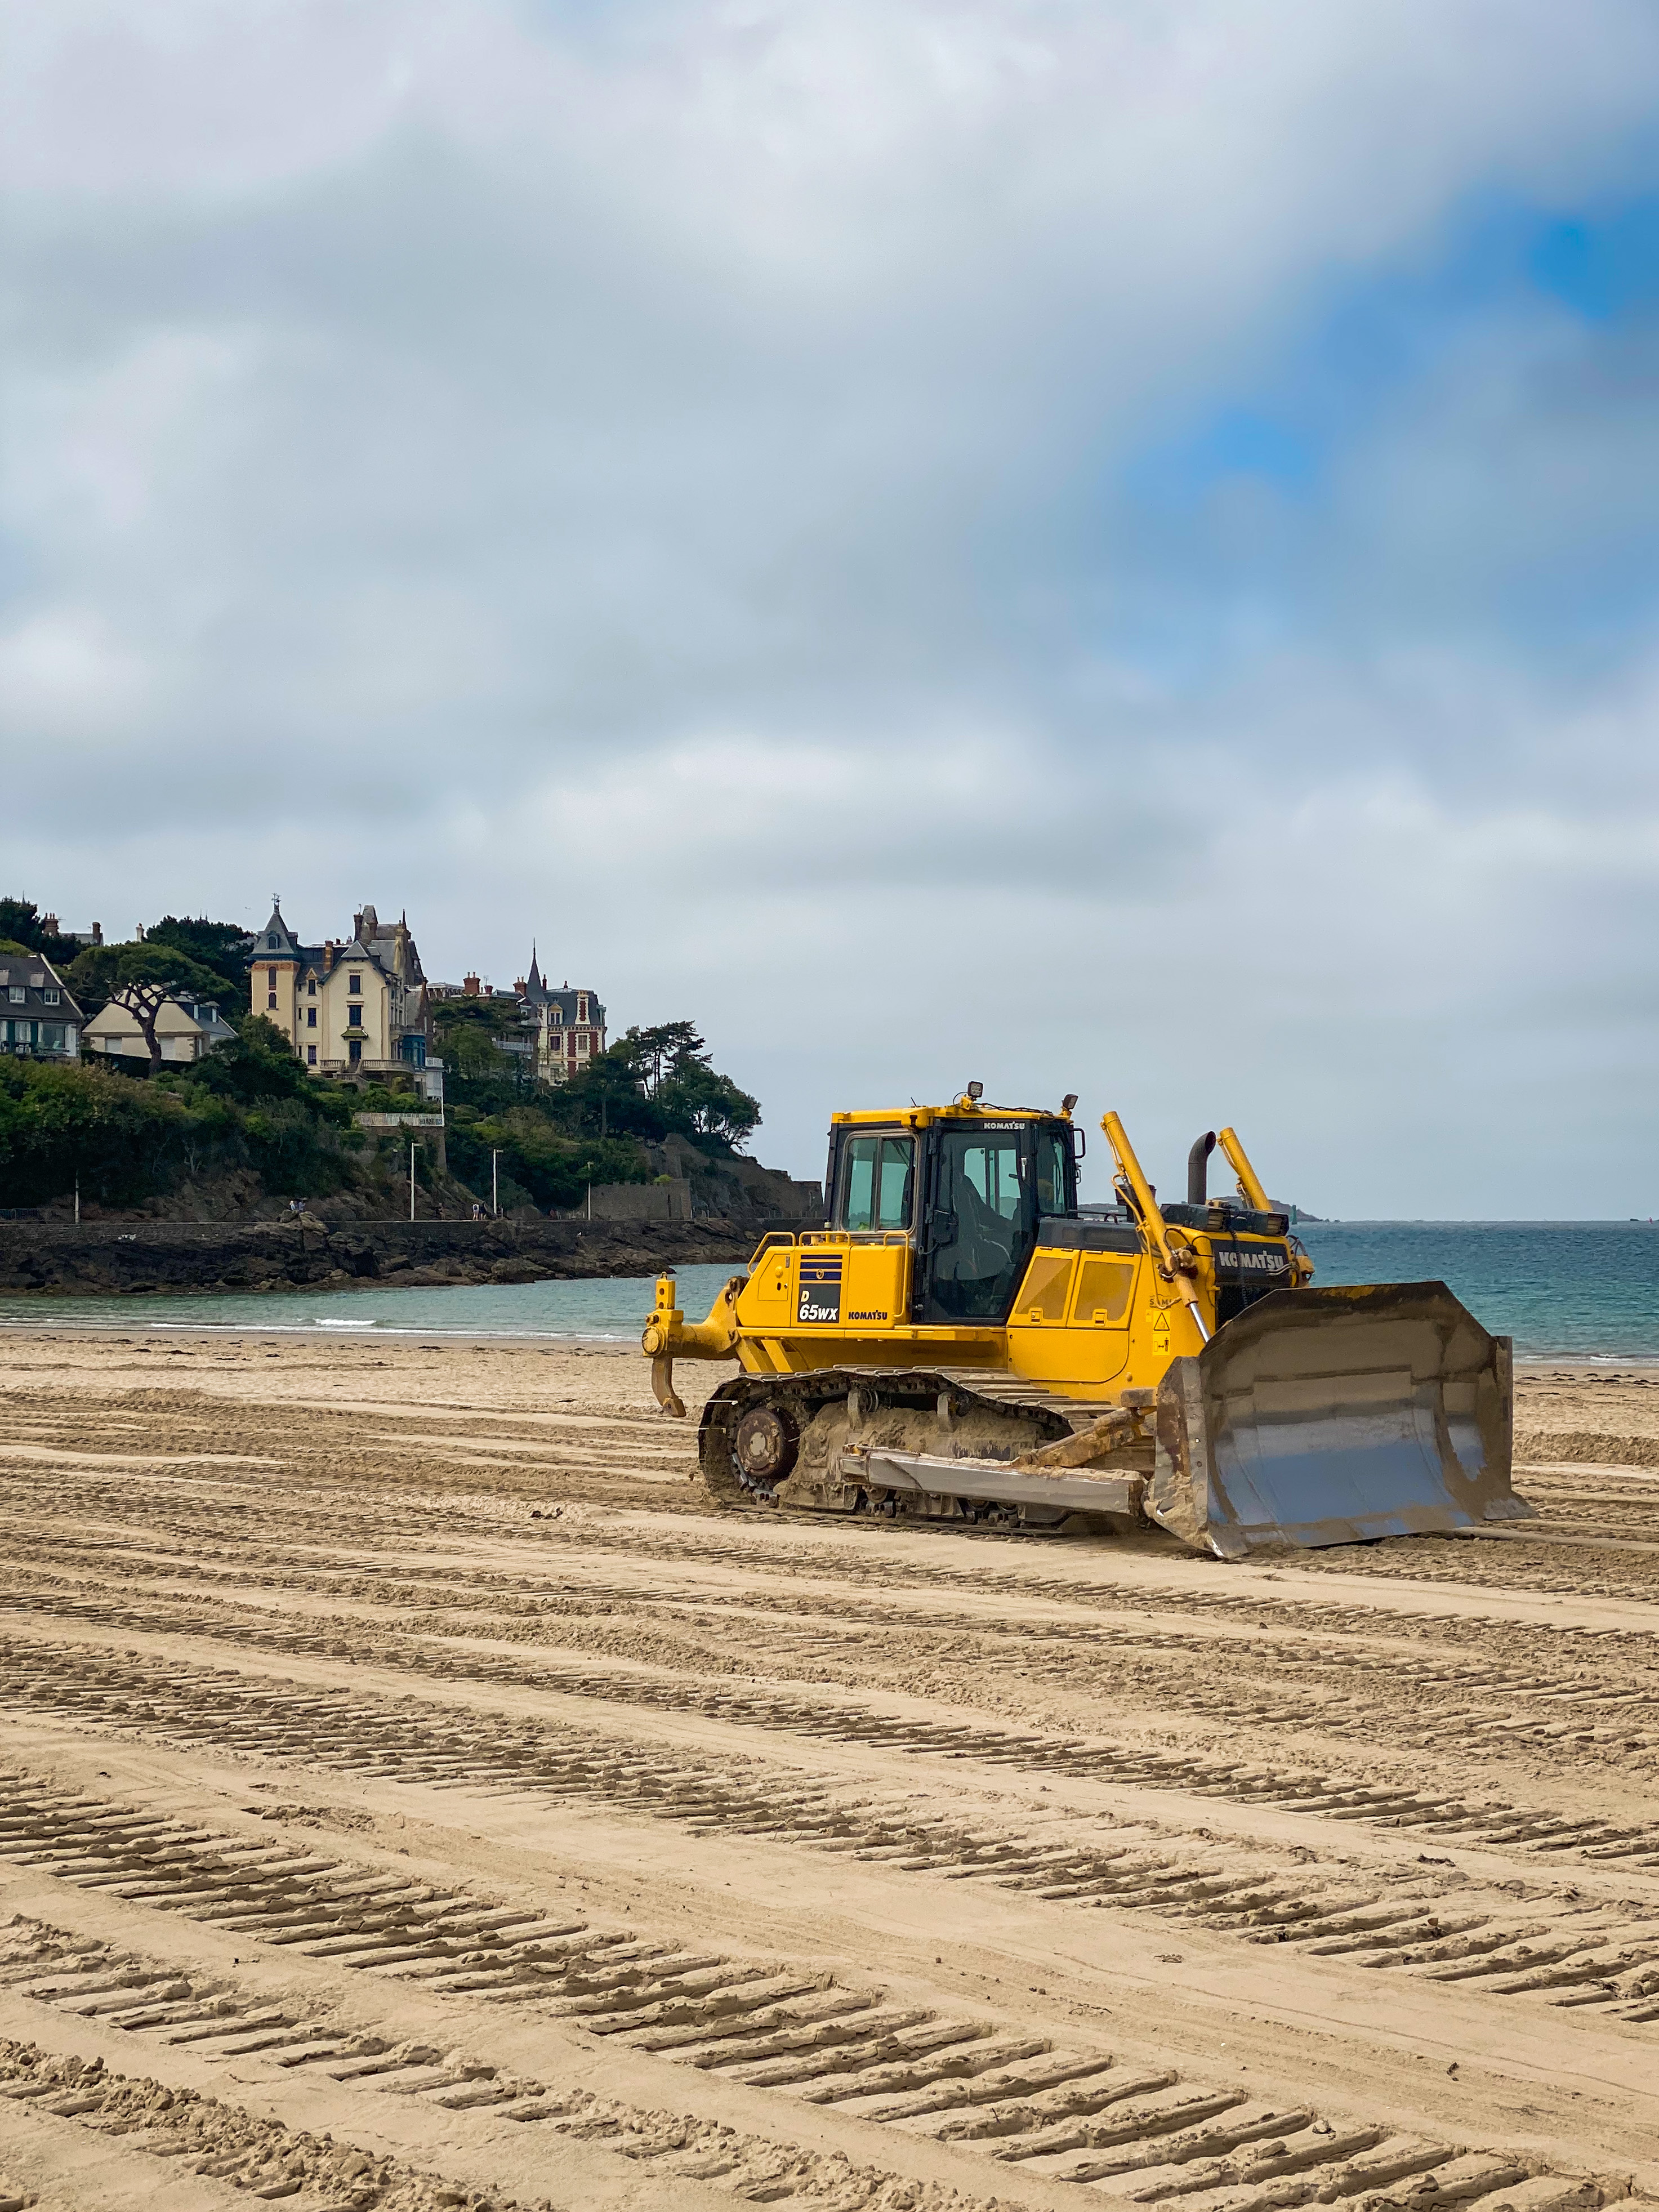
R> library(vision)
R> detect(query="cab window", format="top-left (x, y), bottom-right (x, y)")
top-left (840, 1135), bottom-right (915, 1230)
top-left (960, 1136), bottom-right (1022, 1219)
top-left (926, 1129), bottom-right (1032, 1319)
top-left (1035, 1128), bottom-right (1072, 1215)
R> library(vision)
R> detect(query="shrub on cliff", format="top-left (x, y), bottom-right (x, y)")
top-left (0, 1032), bottom-right (365, 1208)
top-left (445, 1108), bottom-right (648, 1212)
top-left (0, 1059), bottom-right (224, 1206)
top-left (164, 1017), bottom-right (354, 1120)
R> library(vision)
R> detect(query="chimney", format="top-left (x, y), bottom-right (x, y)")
top-left (91, 924), bottom-right (102, 945)
top-left (323, 942), bottom-right (336, 975)
top-left (353, 911), bottom-right (364, 942)
top-left (464, 972), bottom-right (481, 997)
top-left (514, 977), bottom-right (526, 994)
top-left (41, 914), bottom-right (57, 934)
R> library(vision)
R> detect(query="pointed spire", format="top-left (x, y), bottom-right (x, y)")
top-left (252, 901), bottom-right (300, 964)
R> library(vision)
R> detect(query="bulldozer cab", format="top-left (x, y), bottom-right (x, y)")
top-left (826, 1109), bottom-right (1076, 1325)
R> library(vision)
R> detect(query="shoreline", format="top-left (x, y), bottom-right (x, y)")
top-left (0, 1317), bottom-right (645, 1348)
top-left (1, 1309), bottom-right (1657, 1372)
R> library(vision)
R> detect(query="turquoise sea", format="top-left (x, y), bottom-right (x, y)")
top-left (1, 1222), bottom-right (1656, 1358)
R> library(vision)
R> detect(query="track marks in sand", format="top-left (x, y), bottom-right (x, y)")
top-left (10, 1540), bottom-right (1659, 1781)
top-left (0, 2039), bottom-right (1004, 2212)
top-left (0, 2040), bottom-right (534, 2210)
top-left (0, 1789), bottom-right (1631, 2212)
top-left (4, 1341), bottom-right (1659, 2208)
top-left (5, 1648), bottom-right (1659, 2029)
top-left (6, 1595), bottom-right (1659, 1877)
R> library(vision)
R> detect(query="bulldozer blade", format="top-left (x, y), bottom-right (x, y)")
top-left (1149, 1282), bottom-right (1527, 1560)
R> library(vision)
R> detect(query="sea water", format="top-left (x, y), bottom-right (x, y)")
top-left (0, 1224), bottom-right (1655, 1359)
top-left (1295, 1221), bottom-right (1659, 1361)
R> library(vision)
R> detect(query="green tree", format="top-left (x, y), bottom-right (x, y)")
top-left (144, 916), bottom-right (253, 1004)
top-left (0, 898), bottom-right (83, 966)
top-left (613, 1020), bottom-right (706, 1097)
top-left (429, 997), bottom-right (537, 1106)
top-left (657, 1058), bottom-right (761, 1146)
top-left (551, 1049), bottom-right (667, 1141)
top-left (65, 939), bottom-right (230, 1021)
top-left (550, 1020), bottom-right (759, 1148)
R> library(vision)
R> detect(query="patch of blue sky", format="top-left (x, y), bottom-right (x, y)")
top-left (1078, 175), bottom-right (1659, 690)
top-left (1529, 198), bottom-right (1659, 322)
top-left (1127, 183), bottom-right (1659, 519)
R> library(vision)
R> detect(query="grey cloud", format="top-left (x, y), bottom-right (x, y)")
top-left (8, 1), bottom-right (1659, 1210)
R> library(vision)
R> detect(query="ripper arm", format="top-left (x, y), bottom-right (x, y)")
top-left (640, 1273), bottom-right (745, 1417)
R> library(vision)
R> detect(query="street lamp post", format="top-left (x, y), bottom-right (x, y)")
top-left (491, 1149), bottom-right (502, 1219)
top-left (409, 1141), bottom-right (422, 1222)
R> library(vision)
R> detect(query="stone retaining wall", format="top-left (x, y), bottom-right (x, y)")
top-left (0, 1217), bottom-right (759, 1297)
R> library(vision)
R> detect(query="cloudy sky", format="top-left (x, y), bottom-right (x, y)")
top-left (7, 1), bottom-right (1659, 1212)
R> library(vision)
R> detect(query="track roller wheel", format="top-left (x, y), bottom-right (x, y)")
top-left (733, 1399), bottom-right (799, 1489)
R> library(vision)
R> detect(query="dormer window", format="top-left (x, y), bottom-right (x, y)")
top-left (306, 978), bottom-right (316, 996)
top-left (43, 989), bottom-right (59, 1006)
top-left (267, 933), bottom-right (279, 949)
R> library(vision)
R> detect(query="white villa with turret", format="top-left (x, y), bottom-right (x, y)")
top-left (249, 900), bottom-right (443, 1102)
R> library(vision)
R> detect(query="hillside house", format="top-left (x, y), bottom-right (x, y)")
top-left (86, 992), bottom-right (235, 1065)
top-left (0, 955), bottom-right (83, 1059)
top-left (516, 954), bottom-right (606, 1084)
top-left (249, 901), bottom-right (443, 1101)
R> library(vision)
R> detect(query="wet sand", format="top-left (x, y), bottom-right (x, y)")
top-left (0, 1331), bottom-right (1654, 2212)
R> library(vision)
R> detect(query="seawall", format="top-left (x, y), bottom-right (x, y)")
top-left (0, 1218), bottom-right (759, 1297)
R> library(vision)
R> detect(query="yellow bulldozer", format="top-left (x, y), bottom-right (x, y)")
top-left (640, 1095), bottom-right (1527, 1558)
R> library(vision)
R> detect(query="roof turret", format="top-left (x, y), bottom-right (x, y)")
top-left (252, 900), bottom-right (301, 963)
top-left (520, 944), bottom-right (552, 1005)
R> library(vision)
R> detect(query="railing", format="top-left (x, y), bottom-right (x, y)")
top-left (752, 1228), bottom-right (907, 1250)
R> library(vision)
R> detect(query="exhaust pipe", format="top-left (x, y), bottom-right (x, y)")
top-left (1188, 1131), bottom-right (1217, 1205)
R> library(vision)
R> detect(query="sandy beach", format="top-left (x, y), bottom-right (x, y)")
top-left (0, 1328), bottom-right (1655, 2212)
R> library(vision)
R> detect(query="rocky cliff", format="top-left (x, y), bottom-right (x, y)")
top-left (0, 1216), bottom-right (757, 1297)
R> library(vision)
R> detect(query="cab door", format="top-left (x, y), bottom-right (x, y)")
top-left (836, 1130), bottom-right (915, 1329)
top-left (919, 1124), bottom-right (1036, 1323)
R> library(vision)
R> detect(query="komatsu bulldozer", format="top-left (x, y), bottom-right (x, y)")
top-left (640, 1096), bottom-right (1527, 1559)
